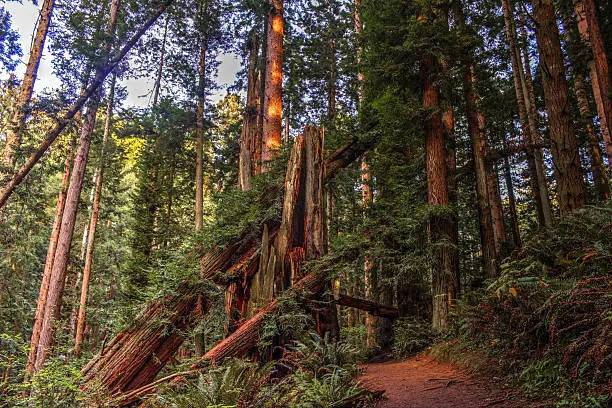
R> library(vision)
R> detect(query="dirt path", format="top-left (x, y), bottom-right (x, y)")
top-left (360, 356), bottom-right (528, 408)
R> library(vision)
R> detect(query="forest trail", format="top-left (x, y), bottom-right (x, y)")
top-left (360, 356), bottom-right (528, 408)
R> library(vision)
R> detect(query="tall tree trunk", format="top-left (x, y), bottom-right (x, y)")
top-left (517, 14), bottom-right (554, 227)
top-left (195, 32), bottom-right (207, 231)
top-left (464, 66), bottom-right (498, 278)
top-left (1, 0), bottom-right (55, 180)
top-left (361, 158), bottom-right (378, 347)
top-left (487, 162), bottom-right (506, 254)
top-left (261, 0), bottom-right (284, 164)
top-left (561, 6), bottom-right (610, 199)
top-left (25, 133), bottom-right (75, 377)
top-left (532, 0), bottom-right (586, 215)
top-left (573, 0), bottom-right (612, 166)
top-left (503, 135), bottom-right (522, 248)
top-left (238, 33), bottom-right (260, 191)
top-left (74, 73), bottom-right (116, 357)
top-left (501, 0), bottom-right (550, 227)
top-left (152, 15), bottom-right (169, 108)
top-left (0, 0), bottom-right (174, 210)
top-left (421, 51), bottom-right (457, 330)
top-left (33, 0), bottom-right (120, 373)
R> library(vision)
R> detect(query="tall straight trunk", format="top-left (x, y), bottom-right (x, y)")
top-left (1, 0), bottom-right (55, 179)
top-left (464, 66), bottom-right (498, 278)
top-left (152, 15), bottom-right (169, 108)
top-left (561, 6), bottom-right (610, 199)
top-left (501, 0), bottom-right (549, 227)
top-left (261, 0), bottom-right (284, 164)
top-left (532, 0), bottom-right (586, 215)
top-left (574, 0), bottom-right (612, 166)
top-left (361, 158), bottom-right (377, 348)
top-left (502, 139), bottom-right (522, 248)
top-left (74, 73), bottom-right (116, 357)
top-left (487, 162), bottom-right (506, 253)
top-left (195, 32), bottom-right (207, 231)
top-left (238, 33), bottom-right (260, 191)
top-left (33, 0), bottom-right (120, 373)
top-left (25, 134), bottom-right (75, 377)
top-left (0, 0), bottom-right (174, 210)
top-left (421, 52), bottom-right (457, 330)
top-left (517, 14), bottom-right (554, 227)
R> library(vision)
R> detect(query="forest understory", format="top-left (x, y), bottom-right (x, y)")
top-left (0, 0), bottom-right (610, 407)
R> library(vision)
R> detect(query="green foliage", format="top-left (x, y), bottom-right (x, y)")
top-left (452, 205), bottom-right (612, 403)
top-left (392, 318), bottom-right (436, 358)
top-left (151, 359), bottom-right (276, 408)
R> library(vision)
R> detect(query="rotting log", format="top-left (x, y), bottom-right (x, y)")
top-left (336, 294), bottom-right (399, 319)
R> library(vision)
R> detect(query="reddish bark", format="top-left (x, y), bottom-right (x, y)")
top-left (261, 0), bottom-right (284, 164)
top-left (74, 73), bottom-right (116, 356)
top-left (576, 0), bottom-right (611, 163)
top-left (238, 33), bottom-right (261, 190)
top-left (26, 134), bottom-right (74, 377)
top-left (532, 0), bottom-right (586, 215)
top-left (34, 0), bottom-right (120, 372)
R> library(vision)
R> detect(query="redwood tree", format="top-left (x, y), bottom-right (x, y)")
top-left (532, 0), bottom-right (586, 215)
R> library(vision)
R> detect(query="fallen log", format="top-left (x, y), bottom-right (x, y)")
top-left (83, 132), bottom-right (379, 401)
top-left (116, 265), bottom-right (329, 406)
top-left (81, 281), bottom-right (210, 394)
top-left (336, 294), bottom-right (399, 319)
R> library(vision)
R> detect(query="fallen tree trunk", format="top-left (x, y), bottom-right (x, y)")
top-left (83, 133), bottom-right (378, 401)
top-left (116, 266), bottom-right (329, 406)
top-left (81, 281), bottom-right (209, 394)
top-left (336, 294), bottom-right (399, 319)
top-left (81, 242), bottom-right (256, 394)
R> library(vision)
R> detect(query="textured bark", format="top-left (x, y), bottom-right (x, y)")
top-left (84, 133), bottom-right (374, 403)
top-left (561, 6), bottom-right (610, 199)
top-left (421, 52), bottom-right (457, 331)
top-left (195, 32), bottom-right (207, 231)
top-left (532, 0), bottom-right (586, 215)
top-left (501, 0), bottom-right (550, 227)
top-left (1, 0), bottom-right (55, 179)
top-left (518, 13), bottom-right (554, 227)
top-left (25, 134), bottom-right (75, 377)
top-left (261, 0), bottom-right (284, 164)
top-left (0, 0), bottom-right (174, 210)
top-left (576, 0), bottom-right (611, 162)
top-left (304, 126), bottom-right (338, 340)
top-left (464, 65), bottom-right (498, 278)
top-left (74, 73), bottom-right (116, 357)
top-left (81, 282), bottom-right (210, 396)
top-left (34, 0), bottom-right (121, 372)
top-left (487, 163), bottom-right (506, 254)
top-left (238, 33), bottom-right (260, 191)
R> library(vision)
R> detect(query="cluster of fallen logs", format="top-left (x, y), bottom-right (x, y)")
top-left (81, 127), bottom-right (393, 406)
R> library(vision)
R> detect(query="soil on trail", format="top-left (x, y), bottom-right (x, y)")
top-left (360, 356), bottom-right (529, 408)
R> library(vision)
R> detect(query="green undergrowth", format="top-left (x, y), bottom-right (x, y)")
top-left (431, 204), bottom-right (612, 407)
top-left (150, 335), bottom-right (378, 408)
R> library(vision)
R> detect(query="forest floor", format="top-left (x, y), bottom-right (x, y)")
top-left (360, 356), bottom-right (534, 408)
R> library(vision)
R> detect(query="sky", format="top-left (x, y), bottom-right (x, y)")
top-left (3, 1), bottom-right (242, 107)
